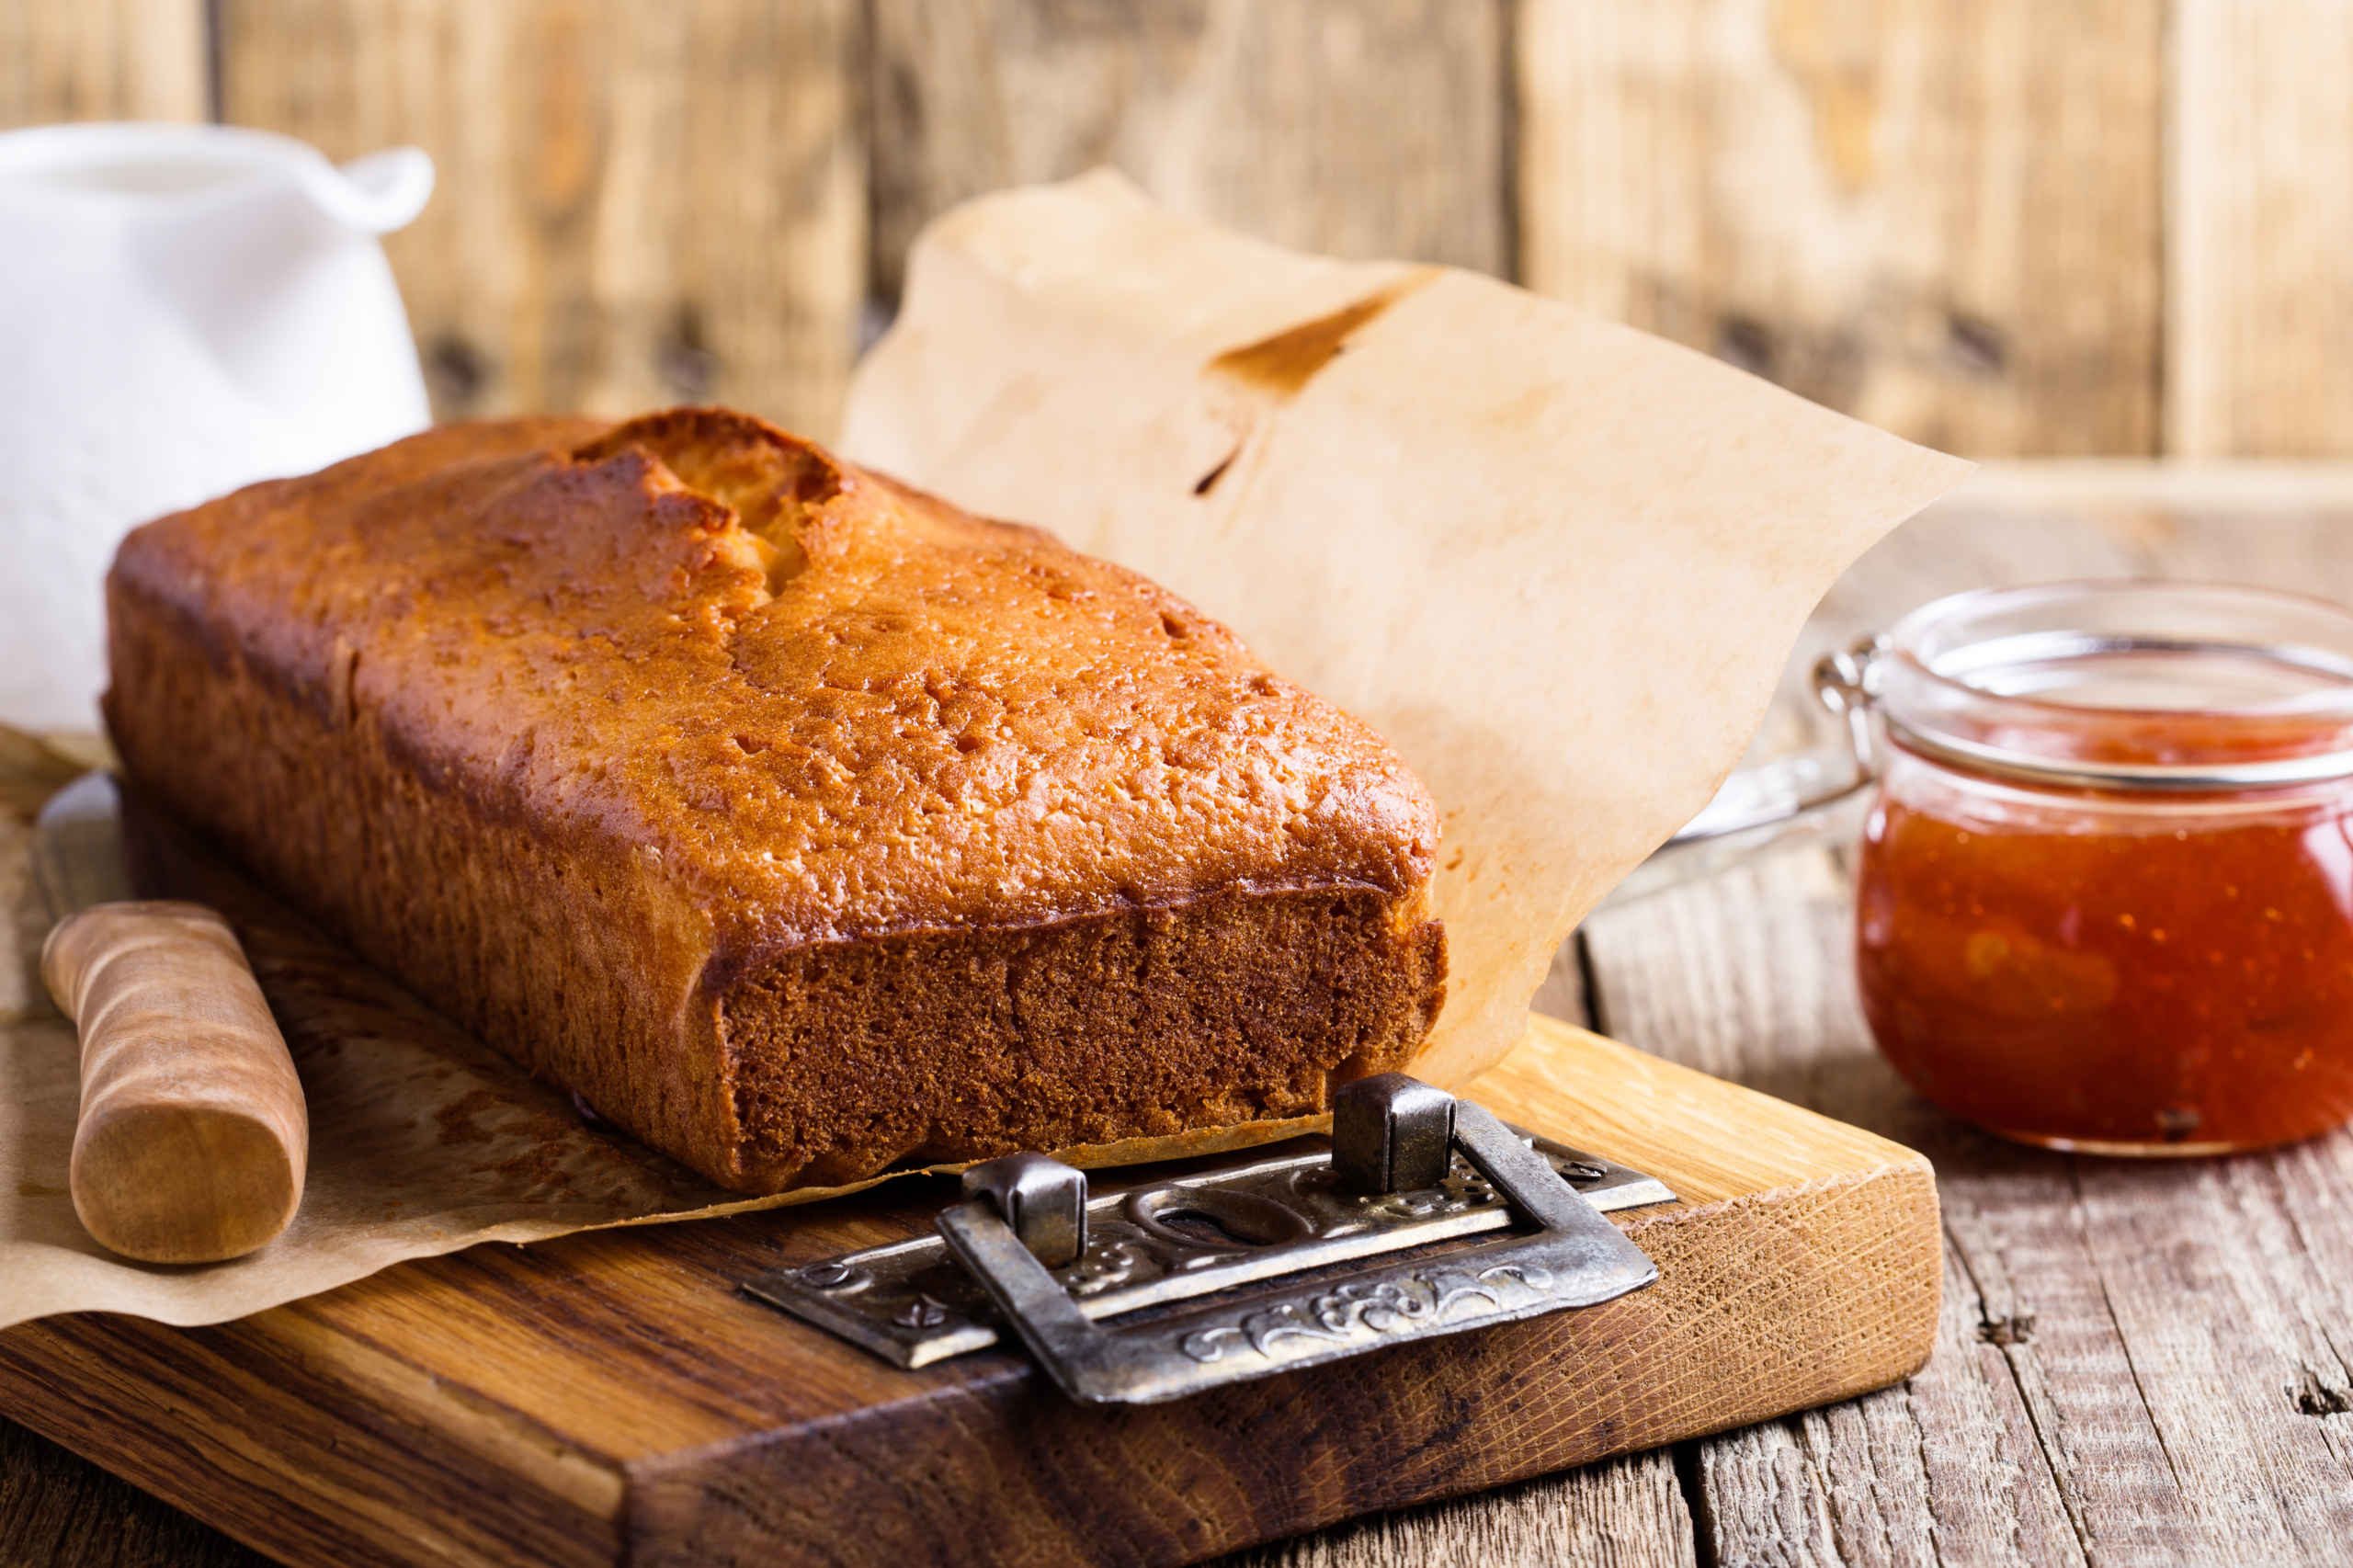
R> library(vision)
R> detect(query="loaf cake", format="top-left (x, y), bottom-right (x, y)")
top-left (103, 409), bottom-right (1446, 1192)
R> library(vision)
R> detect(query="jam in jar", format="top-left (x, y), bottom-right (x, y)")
top-left (1846, 581), bottom-right (2353, 1153)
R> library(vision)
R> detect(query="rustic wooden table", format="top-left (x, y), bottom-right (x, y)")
top-left (9, 465), bottom-right (2353, 1566)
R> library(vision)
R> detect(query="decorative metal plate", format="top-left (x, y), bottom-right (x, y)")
top-left (744, 1118), bottom-right (1674, 1383)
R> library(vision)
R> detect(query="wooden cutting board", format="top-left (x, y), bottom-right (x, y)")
top-left (0, 1013), bottom-right (1938, 1568)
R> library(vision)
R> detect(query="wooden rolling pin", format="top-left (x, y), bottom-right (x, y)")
top-left (34, 776), bottom-right (307, 1265)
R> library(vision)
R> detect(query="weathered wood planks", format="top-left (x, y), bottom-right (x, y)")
top-left (17, 1), bottom-right (2353, 459)
top-left (867, 0), bottom-right (1511, 306)
top-left (213, 0), bottom-right (867, 438)
top-left (2167, 1), bottom-right (2353, 458)
top-left (0, 0), bottom-right (206, 127)
top-left (1515, 0), bottom-right (2166, 457)
top-left (1231, 1451), bottom-right (1697, 1568)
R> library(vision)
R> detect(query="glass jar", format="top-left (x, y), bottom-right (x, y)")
top-left (1841, 581), bottom-right (2353, 1154)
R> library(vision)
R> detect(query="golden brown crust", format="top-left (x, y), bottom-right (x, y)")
top-left (104, 408), bottom-right (1447, 1191)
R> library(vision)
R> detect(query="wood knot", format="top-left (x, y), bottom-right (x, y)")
top-left (1977, 1313), bottom-right (2035, 1346)
top-left (2294, 1369), bottom-right (2353, 1416)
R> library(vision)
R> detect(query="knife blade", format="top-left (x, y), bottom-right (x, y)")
top-left (32, 772), bottom-right (308, 1264)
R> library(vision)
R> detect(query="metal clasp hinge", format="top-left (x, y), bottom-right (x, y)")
top-left (744, 1074), bottom-right (1673, 1405)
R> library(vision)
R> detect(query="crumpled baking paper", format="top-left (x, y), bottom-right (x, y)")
top-left (841, 170), bottom-right (1970, 1087)
top-left (0, 173), bottom-right (1965, 1331)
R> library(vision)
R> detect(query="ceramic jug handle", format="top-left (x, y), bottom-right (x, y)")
top-left (304, 146), bottom-right (434, 235)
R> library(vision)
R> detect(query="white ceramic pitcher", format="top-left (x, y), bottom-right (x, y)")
top-left (0, 122), bottom-right (436, 733)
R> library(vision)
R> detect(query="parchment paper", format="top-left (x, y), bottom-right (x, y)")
top-left (0, 174), bottom-right (1966, 1332)
top-left (841, 170), bottom-right (1971, 1087)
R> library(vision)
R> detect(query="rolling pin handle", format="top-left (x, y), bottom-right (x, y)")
top-left (40, 901), bottom-right (308, 1266)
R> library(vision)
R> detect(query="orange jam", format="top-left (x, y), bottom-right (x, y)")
top-left (1846, 582), bottom-right (2353, 1153)
top-left (1856, 762), bottom-right (2353, 1152)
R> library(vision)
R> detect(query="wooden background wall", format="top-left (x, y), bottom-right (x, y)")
top-left (3, 0), bottom-right (2342, 457)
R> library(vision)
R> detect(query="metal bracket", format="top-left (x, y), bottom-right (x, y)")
top-left (745, 1077), bottom-right (1673, 1405)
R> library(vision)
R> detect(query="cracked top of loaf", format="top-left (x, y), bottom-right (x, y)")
top-left (125, 408), bottom-right (1440, 966)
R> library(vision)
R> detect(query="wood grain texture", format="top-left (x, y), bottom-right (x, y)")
top-left (0, 1429), bottom-right (1678, 1568)
top-left (215, 0), bottom-right (865, 437)
top-left (1229, 1451), bottom-right (1697, 1568)
top-left (0, 0), bottom-right (206, 128)
top-left (867, 0), bottom-right (1509, 304)
top-left (1516, 0), bottom-right (2164, 456)
top-left (0, 1011), bottom-right (1935, 1568)
top-left (2167, 1), bottom-right (2353, 457)
top-left (0, 1413), bottom-right (265, 1568)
